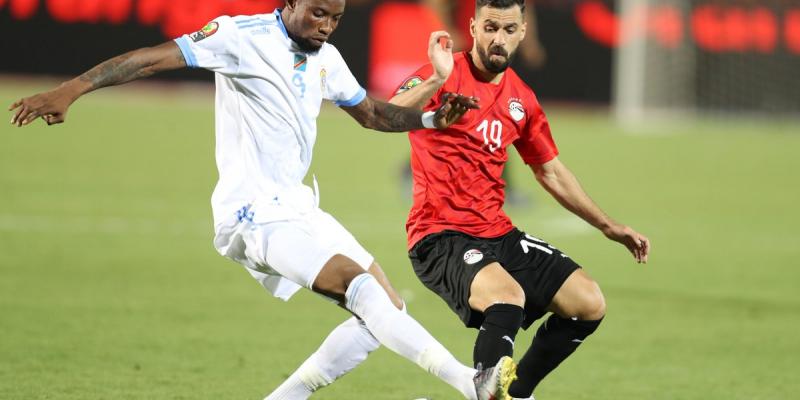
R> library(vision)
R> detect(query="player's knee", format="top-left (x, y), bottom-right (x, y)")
top-left (577, 281), bottom-right (606, 320)
top-left (474, 283), bottom-right (525, 310)
top-left (470, 264), bottom-right (526, 310)
top-left (504, 283), bottom-right (526, 308)
top-left (312, 254), bottom-right (365, 299)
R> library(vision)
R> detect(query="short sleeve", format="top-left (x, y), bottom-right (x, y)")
top-left (174, 16), bottom-right (241, 74)
top-left (513, 98), bottom-right (559, 165)
top-left (392, 64), bottom-right (439, 109)
top-left (323, 45), bottom-right (366, 107)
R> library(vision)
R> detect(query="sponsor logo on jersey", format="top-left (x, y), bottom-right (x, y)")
top-left (190, 21), bottom-right (219, 42)
top-left (463, 249), bottom-right (484, 264)
top-left (294, 54), bottom-right (308, 71)
top-left (508, 99), bottom-right (525, 122)
top-left (396, 76), bottom-right (423, 94)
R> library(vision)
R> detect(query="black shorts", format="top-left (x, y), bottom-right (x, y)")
top-left (408, 228), bottom-right (581, 329)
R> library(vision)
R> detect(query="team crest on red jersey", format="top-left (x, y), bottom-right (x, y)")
top-left (508, 98), bottom-right (525, 122)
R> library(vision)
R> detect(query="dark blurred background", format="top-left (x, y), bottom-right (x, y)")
top-left (2, 0), bottom-right (799, 112)
top-left (0, 0), bottom-right (615, 101)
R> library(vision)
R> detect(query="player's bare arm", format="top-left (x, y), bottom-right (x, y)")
top-left (9, 41), bottom-right (186, 127)
top-left (532, 157), bottom-right (651, 263)
top-left (342, 93), bottom-right (478, 132)
top-left (390, 31), bottom-right (458, 109)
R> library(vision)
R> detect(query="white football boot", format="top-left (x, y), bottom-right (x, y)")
top-left (472, 356), bottom-right (517, 400)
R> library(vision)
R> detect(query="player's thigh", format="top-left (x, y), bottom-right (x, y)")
top-left (252, 221), bottom-right (339, 290)
top-left (496, 228), bottom-right (583, 326)
top-left (468, 262), bottom-right (525, 311)
top-left (310, 210), bottom-right (375, 270)
top-left (547, 269), bottom-right (606, 320)
top-left (409, 230), bottom-right (511, 328)
top-left (304, 210), bottom-right (380, 296)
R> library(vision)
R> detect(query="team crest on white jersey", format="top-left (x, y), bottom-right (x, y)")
top-left (463, 249), bottom-right (484, 264)
top-left (508, 98), bottom-right (525, 122)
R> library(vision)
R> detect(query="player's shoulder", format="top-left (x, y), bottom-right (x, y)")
top-left (318, 42), bottom-right (345, 63)
top-left (452, 51), bottom-right (470, 70)
top-left (504, 69), bottom-right (541, 107)
top-left (503, 68), bottom-right (533, 94)
top-left (226, 12), bottom-right (284, 37)
top-left (229, 12), bottom-right (279, 25)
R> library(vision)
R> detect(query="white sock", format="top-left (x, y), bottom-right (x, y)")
top-left (265, 316), bottom-right (380, 400)
top-left (263, 369), bottom-right (316, 400)
top-left (345, 273), bottom-right (478, 399)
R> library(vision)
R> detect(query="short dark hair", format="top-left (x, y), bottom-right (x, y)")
top-left (476, 0), bottom-right (526, 14)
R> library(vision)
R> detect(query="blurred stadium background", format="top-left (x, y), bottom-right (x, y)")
top-left (1, 1), bottom-right (799, 399)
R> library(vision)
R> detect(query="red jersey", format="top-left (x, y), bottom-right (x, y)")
top-left (397, 51), bottom-right (558, 249)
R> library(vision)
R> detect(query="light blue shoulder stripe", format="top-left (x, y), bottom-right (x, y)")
top-left (235, 17), bottom-right (262, 25)
top-left (237, 21), bottom-right (275, 29)
top-left (174, 37), bottom-right (198, 68)
top-left (335, 88), bottom-right (367, 107)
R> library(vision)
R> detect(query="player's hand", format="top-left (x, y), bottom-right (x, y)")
top-left (602, 224), bottom-right (650, 264)
top-left (433, 92), bottom-right (480, 129)
top-left (9, 86), bottom-right (76, 127)
top-left (428, 31), bottom-right (455, 83)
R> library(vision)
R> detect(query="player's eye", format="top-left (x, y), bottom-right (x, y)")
top-left (505, 27), bottom-right (516, 34)
top-left (313, 9), bottom-right (325, 18)
top-left (484, 26), bottom-right (497, 33)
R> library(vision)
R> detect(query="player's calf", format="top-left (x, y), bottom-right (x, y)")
top-left (468, 263), bottom-right (526, 371)
top-left (508, 269), bottom-right (605, 398)
top-left (509, 314), bottom-right (603, 398)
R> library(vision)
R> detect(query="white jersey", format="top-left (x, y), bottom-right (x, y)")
top-left (174, 9), bottom-right (366, 228)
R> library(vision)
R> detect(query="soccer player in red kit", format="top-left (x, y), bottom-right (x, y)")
top-left (423, 0), bottom-right (546, 67)
top-left (390, 0), bottom-right (651, 398)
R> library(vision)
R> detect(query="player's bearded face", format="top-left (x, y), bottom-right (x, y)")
top-left (284, 0), bottom-right (345, 52)
top-left (472, 6), bottom-right (525, 73)
top-left (477, 42), bottom-right (515, 74)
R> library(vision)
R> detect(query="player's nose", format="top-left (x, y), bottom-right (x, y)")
top-left (319, 18), bottom-right (334, 35)
top-left (493, 32), bottom-right (507, 46)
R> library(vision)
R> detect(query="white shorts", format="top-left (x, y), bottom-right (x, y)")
top-left (213, 205), bottom-right (374, 301)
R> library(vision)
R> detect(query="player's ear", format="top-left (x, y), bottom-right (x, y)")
top-left (285, 0), bottom-right (297, 11)
top-left (520, 21), bottom-right (527, 39)
top-left (470, 17), bottom-right (476, 38)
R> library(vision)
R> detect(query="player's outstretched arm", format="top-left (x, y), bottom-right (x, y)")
top-left (389, 31), bottom-right (454, 109)
top-left (341, 93), bottom-right (478, 132)
top-left (532, 157), bottom-right (651, 263)
top-left (9, 41), bottom-right (187, 127)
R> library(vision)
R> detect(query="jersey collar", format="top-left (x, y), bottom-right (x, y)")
top-left (274, 9), bottom-right (289, 38)
top-left (464, 50), bottom-right (507, 87)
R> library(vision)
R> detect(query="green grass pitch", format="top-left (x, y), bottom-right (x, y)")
top-left (1, 79), bottom-right (799, 399)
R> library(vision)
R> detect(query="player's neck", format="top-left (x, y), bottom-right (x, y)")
top-left (468, 49), bottom-right (505, 85)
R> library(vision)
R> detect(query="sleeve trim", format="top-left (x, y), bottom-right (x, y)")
top-left (174, 37), bottom-right (198, 68)
top-left (335, 88), bottom-right (367, 107)
top-left (521, 150), bottom-right (558, 166)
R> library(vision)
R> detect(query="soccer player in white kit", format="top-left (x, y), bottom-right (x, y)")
top-left (9, 1), bottom-right (518, 399)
